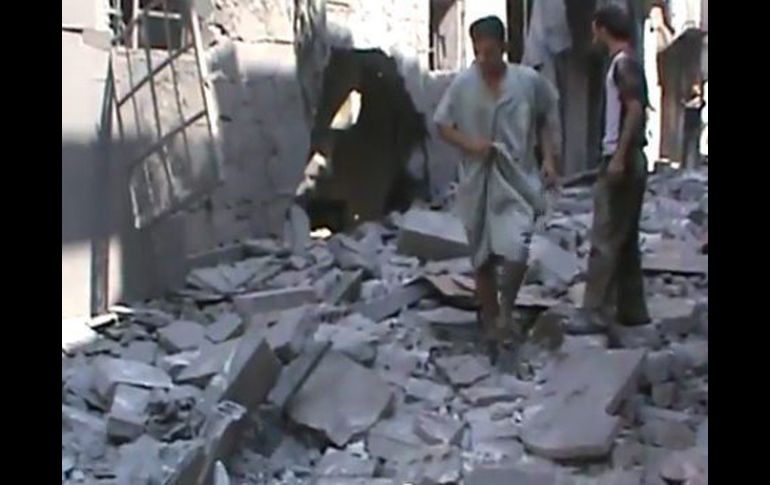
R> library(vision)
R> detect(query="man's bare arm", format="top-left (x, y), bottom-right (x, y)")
top-left (613, 57), bottom-right (646, 166)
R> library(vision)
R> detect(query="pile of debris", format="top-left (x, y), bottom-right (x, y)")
top-left (62, 167), bottom-right (707, 484)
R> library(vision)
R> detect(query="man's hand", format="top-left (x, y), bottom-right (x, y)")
top-left (607, 153), bottom-right (626, 182)
top-left (542, 159), bottom-right (560, 188)
top-left (466, 138), bottom-right (493, 159)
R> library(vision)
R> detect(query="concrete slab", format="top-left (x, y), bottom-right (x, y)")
top-left (206, 313), bottom-right (244, 343)
top-left (233, 286), bottom-right (317, 318)
top-left (176, 338), bottom-right (241, 388)
top-left (315, 448), bottom-right (376, 478)
top-left (93, 357), bottom-right (173, 403)
top-left (396, 208), bottom-right (470, 261)
top-left (465, 464), bottom-right (559, 485)
top-left (648, 296), bottom-right (697, 336)
top-left (121, 340), bottom-right (158, 365)
top-left (460, 385), bottom-right (516, 407)
top-left (418, 306), bottom-right (477, 328)
top-left (265, 306), bottom-right (316, 361)
top-left (413, 411), bottom-right (464, 445)
top-left (157, 320), bottom-right (207, 353)
top-left (434, 354), bottom-right (490, 388)
top-left (327, 269), bottom-right (364, 305)
top-left (404, 377), bottom-right (453, 404)
top-left (268, 341), bottom-right (331, 409)
top-left (352, 281), bottom-right (431, 322)
top-left (107, 384), bottom-right (151, 442)
top-left (288, 352), bottom-right (393, 446)
top-left (520, 347), bottom-right (645, 460)
top-left (367, 411), bottom-right (424, 462)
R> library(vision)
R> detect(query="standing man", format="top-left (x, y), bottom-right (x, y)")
top-left (434, 16), bottom-right (560, 357)
top-left (574, 5), bottom-right (650, 332)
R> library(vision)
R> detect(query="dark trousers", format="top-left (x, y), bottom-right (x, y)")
top-left (583, 149), bottom-right (650, 324)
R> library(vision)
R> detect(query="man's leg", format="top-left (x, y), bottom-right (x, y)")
top-left (497, 260), bottom-right (528, 340)
top-left (475, 259), bottom-right (499, 341)
top-left (616, 154), bottom-right (650, 325)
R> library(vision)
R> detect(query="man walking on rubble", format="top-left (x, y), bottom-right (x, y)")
top-left (433, 16), bottom-right (560, 359)
top-left (573, 5), bottom-right (651, 332)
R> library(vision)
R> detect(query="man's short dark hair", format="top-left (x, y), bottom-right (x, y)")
top-left (593, 5), bottom-right (632, 40)
top-left (469, 16), bottom-right (505, 44)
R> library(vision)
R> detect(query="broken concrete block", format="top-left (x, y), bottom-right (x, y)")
top-left (266, 306), bottom-right (317, 361)
top-left (396, 208), bottom-right (470, 261)
top-left (353, 281), bottom-right (431, 322)
top-left (648, 296), bottom-right (697, 336)
top-left (206, 313), bottom-right (244, 343)
top-left (652, 382), bottom-right (677, 408)
top-left (670, 339), bottom-right (708, 376)
top-left (233, 286), bottom-right (317, 318)
top-left (159, 349), bottom-right (202, 380)
top-left (327, 234), bottom-right (378, 275)
top-left (658, 448), bottom-right (708, 485)
top-left (460, 385), bottom-right (515, 407)
top-left (413, 411), bottom-right (464, 446)
top-left (107, 384), bottom-right (152, 442)
top-left (315, 448), bottom-right (376, 478)
top-left (62, 405), bottom-right (107, 460)
top-left (611, 438), bottom-right (645, 469)
top-left (520, 347), bottom-right (645, 460)
top-left (157, 320), bottom-right (207, 353)
top-left (400, 445), bottom-right (462, 484)
top-left (115, 434), bottom-right (165, 485)
top-left (642, 349), bottom-right (673, 386)
top-left (217, 325), bottom-right (282, 411)
top-left (268, 341), bottom-right (331, 409)
top-left (641, 416), bottom-right (696, 449)
top-left (418, 306), bottom-right (476, 328)
top-left (314, 320), bottom-right (379, 365)
top-left (93, 357), bottom-right (172, 403)
top-left (197, 400), bottom-right (248, 485)
top-left (327, 269), bottom-right (364, 305)
top-left (497, 375), bottom-right (536, 399)
top-left (404, 377), bottom-right (452, 405)
top-left (121, 340), bottom-right (158, 364)
top-left (176, 338), bottom-right (240, 388)
top-left (643, 245), bottom-right (708, 275)
top-left (469, 416), bottom-right (519, 444)
top-left (530, 235), bottom-right (582, 285)
top-left (465, 463), bottom-right (559, 485)
top-left (288, 352), bottom-right (393, 446)
top-left (366, 413), bottom-right (424, 463)
top-left (434, 354), bottom-right (490, 387)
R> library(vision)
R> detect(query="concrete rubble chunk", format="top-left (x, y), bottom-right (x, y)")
top-left (206, 313), bottom-right (244, 343)
top-left (469, 415), bottom-right (519, 444)
top-left (418, 306), bottom-right (476, 328)
top-left (422, 274), bottom-right (475, 305)
top-left (353, 281), bottom-right (431, 322)
top-left (62, 405), bottom-right (107, 460)
top-left (176, 338), bottom-right (240, 388)
top-left (435, 354), bottom-right (490, 387)
top-left (366, 413), bottom-right (424, 462)
top-left (399, 445), bottom-right (462, 484)
top-left (315, 448), bottom-right (376, 478)
top-left (266, 305), bottom-right (317, 361)
top-left (641, 417), bottom-right (696, 450)
top-left (327, 269), bottom-right (364, 305)
top-left (396, 208), bottom-right (470, 261)
top-left (649, 296), bottom-right (697, 336)
top-left (121, 340), bottom-right (158, 364)
top-left (520, 347), bottom-right (645, 460)
top-left (288, 351), bottom-right (393, 446)
top-left (268, 341), bottom-right (331, 409)
top-left (643, 243), bottom-right (708, 275)
top-left (314, 319), bottom-right (379, 365)
top-left (405, 377), bottom-right (453, 404)
top-left (107, 384), bottom-right (152, 442)
top-left (217, 324), bottom-right (282, 411)
top-left (93, 357), bottom-right (173, 402)
top-left (115, 434), bottom-right (164, 485)
top-left (233, 286), bottom-right (317, 318)
top-left (658, 448), bottom-right (708, 485)
top-left (196, 400), bottom-right (248, 485)
top-left (328, 234), bottom-right (378, 275)
top-left (460, 385), bottom-right (516, 407)
top-left (160, 349), bottom-right (202, 380)
top-left (413, 411), bottom-right (464, 446)
top-left (642, 349), bottom-right (673, 385)
top-left (157, 320), bottom-right (207, 353)
top-left (465, 463), bottom-right (559, 485)
top-left (530, 234), bottom-right (583, 285)
top-left (670, 339), bottom-right (708, 375)
top-left (611, 438), bottom-right (645, 470)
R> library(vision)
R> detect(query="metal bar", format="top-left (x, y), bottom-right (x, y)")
top-left (115, 40), bottom-right (195, 107)
top-left (128, 110), bottom-right (207, 170)
top-left (145, 10), bottom-right (183, 20)
top-left (161, 0), bottom-right (195, 195)
top-left (140, 19), bottom-right (178, 207)
top-left (188, 4), bottom-right (225, 180)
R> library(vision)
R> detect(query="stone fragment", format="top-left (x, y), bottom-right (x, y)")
top-left (115, 434), bottom-right (164, 484)
top-left (658, 448), bottom-right (708, 485)
top-left (266, 306), bottom-right (316, 361)
top-left (268, 341), bottom-right (331, 409)
top-left (327, 269), bottom-right (364, 305)
top-left (434, 354), bottom-right (490, 387)
top-left (652, 382), bottom-right (677, 408)
top-left (92, 357), bottom-right (172, 403)
top-left (367, 413), bottom-right (424, 462)
top-left (206, 313), bottom-right (244, 343)
top-left (157, 320), bottom-right (207, 353)
top-left (353, 281), bottom-right (431, 322)
top-left (643, 245), bottom-right (708, 275)
top-left (529, 235), bottom-right (583, 285)
top-left (520, 347), bottom-right (645, 460)
top-left (121, 340), bottom-right (158, 364)
top-left (401, 445), bottom-right (462, 484)
top-left (641, 416), bottom-right (696, 449)
top-left (159, 349), bottom-right (201, 379)
top-left (465, 464), bottom-right (559, 485)
top-left (649, 296), bottom-right (697, 336)
top-left (642, 349), bottom-right (673, 385)
top-left (196, 400), bottom-right (248, 484)
top-left (418, 306), bottom-right (476, 327)
top-left (396, 208), bottom-right (470, 260)
top-left (107, 384), bottom-right (151, 442)
top-left (288, 352), bottom-right (393, 446)
top-left (62, 405), bottom-right (107, 460)
top-left (413, 411), bottom-right (464, 445)
top-left (233, 286), bottom-right (317, 318)
top-left (468, 416), bottom-right (519, 444)
top-left (404, 377), bottom-right (452, 405)
top-left (460, 385), bottom-right (515, 407)
top-left (176, 338), bottom-right (240, 388)
top-left (315, 448), bottom-right (376, 478)
top-left (670, 339), bottom-right (708, 376)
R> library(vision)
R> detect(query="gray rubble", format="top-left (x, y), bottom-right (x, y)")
top-left (61, 167), bottom-right (707, 484)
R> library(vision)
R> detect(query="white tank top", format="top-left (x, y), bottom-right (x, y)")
top-left (602, 51), bottom-right (628, 156)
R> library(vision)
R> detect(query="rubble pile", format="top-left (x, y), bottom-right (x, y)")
top-left (62, 167), bottom-right (707, 484)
